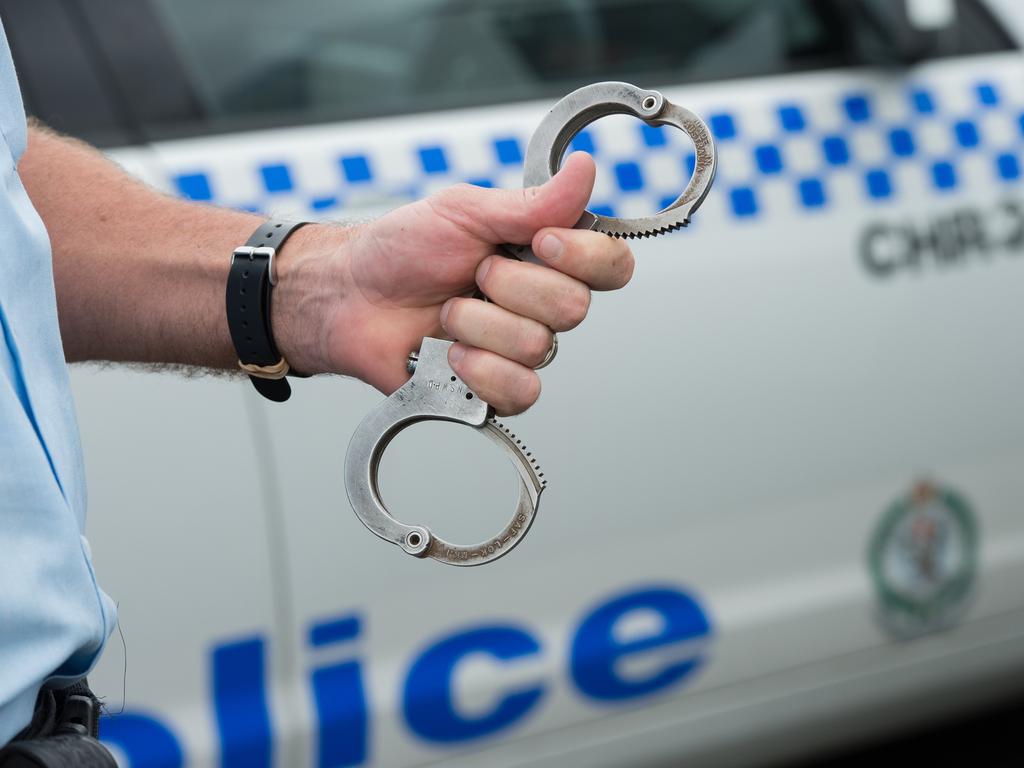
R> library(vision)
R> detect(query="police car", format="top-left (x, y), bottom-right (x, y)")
top-left (6, 0), bottom-right (1023, 765)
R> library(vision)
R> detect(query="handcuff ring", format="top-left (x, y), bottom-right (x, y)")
top-left (344, 82), bottom-right (716, 565)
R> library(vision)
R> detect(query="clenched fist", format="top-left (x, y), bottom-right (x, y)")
top-left (275, 153), bottom-right (635, 415)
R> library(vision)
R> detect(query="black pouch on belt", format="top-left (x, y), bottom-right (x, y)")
top-left (0, 680), bottom-right (116, 767)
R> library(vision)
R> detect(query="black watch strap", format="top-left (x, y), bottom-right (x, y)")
top-left (226, 219), bottom-right (309, 402)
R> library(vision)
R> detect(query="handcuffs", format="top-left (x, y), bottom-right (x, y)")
top-left (345, 81), bottom-right (717, 565)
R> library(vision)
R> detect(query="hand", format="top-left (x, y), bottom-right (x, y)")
top-left (277, 153), bottom-right (634, 415)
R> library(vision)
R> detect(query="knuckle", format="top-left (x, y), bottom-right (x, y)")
top-left (497, 402), bottom-right (525, 417)
top-left (591, 236), bottom-right (634, 289)
top-left (487, 365), bottom-right (541, 416)
top-left (447, 182), bottom-right (477, 198)
top-left (476, 256), bottom-right (500, 293)
top-left (504, 371), bottom-right (541, 415)
top-left (522, 327), bottom-right (552, 366)
top-left (615, 245), bottom-right (636, 287)
top-left (429, 185), bottom-right (480, 232)
top-left (443, 298), bottom-right (465, 332)
top-left (520, 185), bottom-right (542, 208)
top-left (518, 371), bottom-right (542, 409)
top-left (433, 184), bottom-right (465, 209)
top-left (554, 285), bottom-right (591, 330)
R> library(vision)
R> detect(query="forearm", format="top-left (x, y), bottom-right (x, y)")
top-left (18, 127), bottom-right (631, 415)
top-left (18, 124), bottom-right (343, 372)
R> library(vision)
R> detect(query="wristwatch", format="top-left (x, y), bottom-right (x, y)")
top-left (226, 219), bottom-right (310, 402)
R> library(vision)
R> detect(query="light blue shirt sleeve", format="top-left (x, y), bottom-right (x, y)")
top-left (0, 18), bottom-right (117, 746)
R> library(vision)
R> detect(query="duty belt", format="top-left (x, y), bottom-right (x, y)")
top-left (0, 679), bottom-right (116, 767)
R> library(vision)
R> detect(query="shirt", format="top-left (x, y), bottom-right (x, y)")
top-left (0, 19), bottom-right (116, 745)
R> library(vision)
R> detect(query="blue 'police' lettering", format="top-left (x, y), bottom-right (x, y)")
top-left (117, 583), bottom-right (715, 764)
top-left (101, 711), bottom-right (184, 768)
top-left (309, 615), bottom-right (369, 767)
top-left (212, 637), bottom-right (273, 768)
top-left (403, 625), bottom-right (544, 743)
top-left (570, 586), bottom-right (711, 701)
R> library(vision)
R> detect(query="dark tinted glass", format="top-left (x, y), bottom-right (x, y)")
top-left (142, 0), bottom-right (1014, 138)
top-left (10, 0), bottom-right (1017, 144)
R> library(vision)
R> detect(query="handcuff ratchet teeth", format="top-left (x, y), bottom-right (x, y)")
top-left (344, 82), bottom-right (716, 565)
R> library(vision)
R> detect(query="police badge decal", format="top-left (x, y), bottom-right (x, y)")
top-left (868, 480), bottom-right (979, 639)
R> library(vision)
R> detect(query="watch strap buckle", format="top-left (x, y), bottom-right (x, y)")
top-left (232, 245), bottom-right (279, 285)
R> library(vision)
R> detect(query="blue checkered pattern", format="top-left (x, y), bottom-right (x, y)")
top-left (169, 67), bottom-right (1024, 224)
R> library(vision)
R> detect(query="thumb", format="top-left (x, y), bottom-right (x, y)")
top-left (441, 152), bottom-right (596, 245)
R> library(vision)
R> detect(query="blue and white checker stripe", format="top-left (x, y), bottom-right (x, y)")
top-left (161, 56), bottom-right (1024, 226)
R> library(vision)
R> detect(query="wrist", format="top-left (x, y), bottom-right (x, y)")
top-left (270, 222), bottom-right (360, 377)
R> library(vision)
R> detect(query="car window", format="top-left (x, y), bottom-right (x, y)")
top-left (139, 0), bottom-right (1014, 139)
top-left (0, 0), bottom-right (135, 146)
top-left (13, 0), bottom-right (1017, 144)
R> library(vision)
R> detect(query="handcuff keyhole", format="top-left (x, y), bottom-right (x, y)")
top-left (642, 96), bottom-right (657, 110)
top-left (408, 532), bottom-right (422, 547)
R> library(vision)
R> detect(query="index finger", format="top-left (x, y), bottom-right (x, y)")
top-left (530, 227), bottom-right (635, 291)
